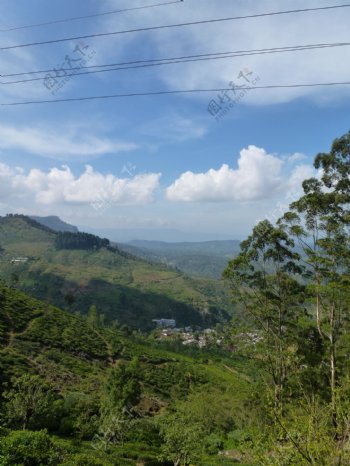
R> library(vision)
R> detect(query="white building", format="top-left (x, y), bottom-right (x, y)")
top-left (152, 318), bottom-right (176, 328)
top-left (11, 257), bottom-right (28, 264)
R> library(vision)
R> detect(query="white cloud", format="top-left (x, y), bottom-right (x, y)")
top-left (0, 162), bottom-right (15, 197)
top-left (166, 145), bottom-right (317, 203)
top-left (287, 164), bottom-right (318, 193)
top-left (0, 124), bottom-right (138, 160)
top-left (0, 163), bottom-right (161, 206)
top-left (166, 145), bottom-right (283, 202)
top-left (285, 152), bottom-right (307, 163)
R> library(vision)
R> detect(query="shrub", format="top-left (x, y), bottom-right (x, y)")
top-left (60, 453), bottom-right (108, 466)
top-left (0, 429), bottom-right (63, 465)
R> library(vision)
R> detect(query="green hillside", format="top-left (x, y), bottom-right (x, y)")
top-left (0, 282), bottom-right (252, 465)
top-left (0, 215), bottom-right (232, 329)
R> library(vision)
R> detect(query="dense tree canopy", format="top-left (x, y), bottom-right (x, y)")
top-left (55, 231), bottom-right (110, 251)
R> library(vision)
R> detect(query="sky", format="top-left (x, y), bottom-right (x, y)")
top-left (0, 0), bottom-right (349, 241)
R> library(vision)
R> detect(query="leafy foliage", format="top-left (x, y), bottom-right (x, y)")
top-left (222, 130), bottom-right (350, 464)
top-left (0, 430), bottom-right (63, 465)
top-left (3, 374), bottom-right (59, 430)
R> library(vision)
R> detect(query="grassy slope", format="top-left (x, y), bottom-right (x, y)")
top-left (0, 283), bottom-right (251, 464)
top-left (0, 281), bottom-right (248, 395)
top-left (0, 216), bottom-right (232, 329)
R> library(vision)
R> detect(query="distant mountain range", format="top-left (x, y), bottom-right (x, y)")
top-left (30, 215), bottom-right (78, 233)
top-left (119, 240), bottom-right (240, 279)
top-left (78, 226), bottom-right (238, 242)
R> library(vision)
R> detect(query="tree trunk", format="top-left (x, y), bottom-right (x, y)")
top-left (329, 303), bottom-right (337, 428)
top-left (316, 273), bottom-right (322, 337)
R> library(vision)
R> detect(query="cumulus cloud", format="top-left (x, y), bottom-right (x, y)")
top-left (0, 124), bottom-right (138, 160)
top-left (287, 164), bottom-right (317, 193)
top-left (285, 152), bottom-right (307, 163)
top-left (0, 162), bottom-right (14, 197)
top-left (166, 145), bottom-right (285, 202)
top-left (0, 163), bottom-right (161, 206)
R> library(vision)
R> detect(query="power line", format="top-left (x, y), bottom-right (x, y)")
top-left (2, 81), bottom-right (350, 106)
top-left (2, 41), bottom-right (349, 81)
top-left (1, 43), bottom-right (348, 85)
top-left (1, 42), bottom-right (349, 85)
top-left (1, 3), bottom-right (349, 51)
top-left (0, 1), bottom-right (183, 33)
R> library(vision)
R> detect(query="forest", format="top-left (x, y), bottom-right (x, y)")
top-left (55, 231), bottom-right (111, 251)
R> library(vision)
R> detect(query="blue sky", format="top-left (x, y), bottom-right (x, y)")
top-left (0, 0), bottom-right (349, 240)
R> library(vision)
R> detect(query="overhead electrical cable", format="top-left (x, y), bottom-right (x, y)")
top-left (1, 41), bottom-right (349, 85)
top-left (0, 3), bottom-right (349, 51)
top-left (2, 41), bottom-right (349, 79)
top-left (2, 81), bottom-right (350, 106)
top-left (0, 1), bottom-right (183, 32)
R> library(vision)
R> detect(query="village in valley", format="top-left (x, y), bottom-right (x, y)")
top-left (152, 318), bottom-right (222, 348)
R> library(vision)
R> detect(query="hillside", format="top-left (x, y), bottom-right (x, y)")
top-left (0, 215), bottom-right (232, 330)
top-left (0, 282), bottom-right (252, 465)
top-left (28, 216), bottom-right (239, 278)
top-left (120, 240), bottom-right (240, 279)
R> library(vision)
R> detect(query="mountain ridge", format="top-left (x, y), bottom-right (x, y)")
top-left (30, 215), bottom-right (79, 233)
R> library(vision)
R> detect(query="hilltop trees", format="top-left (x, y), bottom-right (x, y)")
top-left (277, 132), bottom-right (350, 428)
top-left (224, 130), bottom-right (350, 463)
top-left (55, 231), bottom-right (110, 251)
top-left (224, 220), bottom-right (305, 413)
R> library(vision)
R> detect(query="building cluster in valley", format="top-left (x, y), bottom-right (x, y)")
top-left (152, 318), bottom-right (222, 348)
top-left (11, 257), bottom-right (29, 264)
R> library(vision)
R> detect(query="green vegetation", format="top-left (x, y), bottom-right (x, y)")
top-left (0, 430), bottom-right (63, 465)
top-left (0, 215), bottom-right (232, 329)
top-left (55, 231), bottom-right (111, 251)
top-left (222, 130), bottom-right (350, 464)
top-left (2, 132), bottom-right (350, 463)
top-left (0, 282), bottom-right (250, 464)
